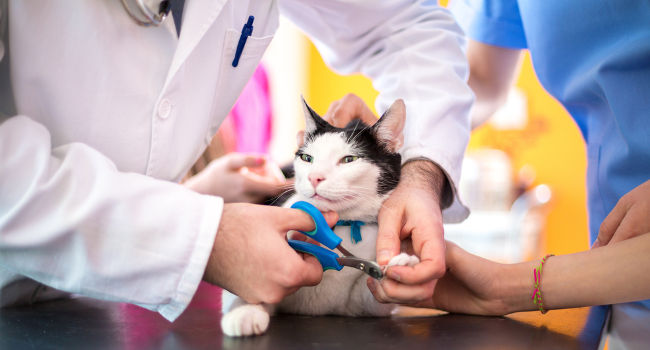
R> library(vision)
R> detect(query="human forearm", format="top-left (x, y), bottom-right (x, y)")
top-left (467, 40), bottom-right (523, 129)
top-left (401, 160), bottom-right (448, 208)
top-left (0, 117), bottom-right (222, 321)
top-left (282, 0), bottom-right (473, 221)
top-left (499, 233), bottom-right (650, 313)
top-left (543, 232), bottom-right (650, 309)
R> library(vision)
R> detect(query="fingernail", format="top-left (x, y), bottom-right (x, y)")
top-left (378, 250), bottom-right (391, 265)
top-left (256, 157), bottom-right (265, 165)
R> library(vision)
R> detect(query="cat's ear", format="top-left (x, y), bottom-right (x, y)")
top-left (301, 96), bottom-right (328, 135)
top-left (372, 99), bottom-right (406, 153)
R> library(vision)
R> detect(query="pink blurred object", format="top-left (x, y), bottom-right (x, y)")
top-left (219, 64), bottom-right (273, 154)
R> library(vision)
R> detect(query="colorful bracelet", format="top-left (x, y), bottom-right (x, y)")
top-left (531, 254), bottom-right (554, 314)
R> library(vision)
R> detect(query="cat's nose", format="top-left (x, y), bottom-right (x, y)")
top-left (308, 174), bottom-right (326, 188)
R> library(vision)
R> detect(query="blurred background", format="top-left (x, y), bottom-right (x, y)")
top-left (213, 7), bottom-right (590, 263)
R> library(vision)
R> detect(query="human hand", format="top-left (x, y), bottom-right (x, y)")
top-left (410, 241), bottom-right (523, 316)
top-left (323, 93), bottom-right (378, 127)
top-left (204, 203), bottom-right (339, 304)
top-left (367, 160), bottom-right (448, 304)
top-left (593, 180), bottom-right (650, 248)
top-left (184, 153), bottom-right (288, 203)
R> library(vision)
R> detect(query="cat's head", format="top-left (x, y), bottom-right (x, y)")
top-left (293, 98), bottom-right (405, 221)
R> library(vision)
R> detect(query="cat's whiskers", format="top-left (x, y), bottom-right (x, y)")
top-left (346, 124), bottom-right (371, 146)
top-left (266, 188), bottom-right (297, 206)
top-left (344, 122), bottom-right (360, 144)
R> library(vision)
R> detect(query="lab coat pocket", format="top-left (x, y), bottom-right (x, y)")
top-left (208, 28), bottom-right (273, 131)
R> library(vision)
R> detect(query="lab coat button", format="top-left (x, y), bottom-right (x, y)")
top-left (157, 99), bottom-right (172, 119)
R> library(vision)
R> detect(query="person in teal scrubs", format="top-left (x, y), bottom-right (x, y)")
top-left (328, 2), bottom-right (649, 346)
top-left (450, 0), bottom-right (650, 248)
top-left (429, 1), bottom-right (650, 347)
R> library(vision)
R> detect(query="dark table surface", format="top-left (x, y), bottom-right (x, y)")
top-left (0, 283), bottom-right (609, 350)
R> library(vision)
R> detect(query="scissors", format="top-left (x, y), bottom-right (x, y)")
top-left (288, 201), bottom-right (383, 280)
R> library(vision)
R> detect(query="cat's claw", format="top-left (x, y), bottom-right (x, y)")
top-left (386, 253), bottom-right (420, 268)
top-left (221, 304), bottom-right (270, 337)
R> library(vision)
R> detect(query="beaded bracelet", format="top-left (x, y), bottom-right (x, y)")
top-left (531, 254), bottom-right (554, 314)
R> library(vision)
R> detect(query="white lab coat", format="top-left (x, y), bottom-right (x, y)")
top-left (0, 0), bottom-right (472, 321)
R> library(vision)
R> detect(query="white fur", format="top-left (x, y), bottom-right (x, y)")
top-left (221, 303), bottom-right (271, 337)
top-left (221, 220), bottom-right (418, 336)
top-left (221, 102), bottom-right (415, 337)
top-left (387, 253), bottom-right (420, 268)
top-left (293, 132), bottom-right (385, 221)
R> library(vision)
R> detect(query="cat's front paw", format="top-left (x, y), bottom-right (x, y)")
top-left (221, 304), bottom-right (270, 337)
top-left (386, 253), bottom-right (420, 267)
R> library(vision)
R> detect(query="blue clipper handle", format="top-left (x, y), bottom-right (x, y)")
top-left (288, 240), bottom-right (343, 271)
top-left (290, 201), bottom-right (342, 249)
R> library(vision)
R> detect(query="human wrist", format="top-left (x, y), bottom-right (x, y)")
top-left (496, 261), bottom-right (538, 314)
top-left (401, 159), bottom-right (448, 206)
top-left (184, 172), bottom-right (209, 194)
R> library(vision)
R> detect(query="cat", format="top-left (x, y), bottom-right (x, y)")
top-left (221, 98), bottom-right (420, 337)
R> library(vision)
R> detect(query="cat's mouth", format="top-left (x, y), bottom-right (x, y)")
top-left (312, 193), bottom-right (354, 204)
top-left (312, 194), bottom-right (337, 203)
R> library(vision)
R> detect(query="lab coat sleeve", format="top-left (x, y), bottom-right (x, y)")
top-left (0, 116), bottom-right (222, 321)
top-left (279, 0), bottom-right (473, 222)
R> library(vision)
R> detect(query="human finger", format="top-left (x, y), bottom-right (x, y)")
top-left (367, 278), bottom-right (396, 304)
top-left (242, 175), bottom-right (286, 196)
top-left (227, 153), bottom-right (264, 170)
top-left (323, 100), bottom-right (341, 123)
top-left (388, 233), bottom-right (446, 284)
top-left (294, 253), bottom-right (324, 287)
top-left (376, 205), bottom-right (404, 265)
top-left (608, 205), bottom-right (647, 245)
top-left (274, 208), bottom-right (339, 234)
top-left (594, 199), bottom-right (628, 248)
top-left (287, 231), bottom-right (320, 246)
top-left (377, 276), bottom-right (435, 303)
top-left (324, 94), bottom-right (378, 128)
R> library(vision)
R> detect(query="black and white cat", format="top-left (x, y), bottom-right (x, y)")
top-left (221, 99), bottom-right (420, 337)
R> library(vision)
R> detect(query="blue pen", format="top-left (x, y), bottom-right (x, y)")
top-left (232, 16), bottom-right (254, 67)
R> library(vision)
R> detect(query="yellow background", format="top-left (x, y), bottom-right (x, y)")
top-left (303, 43), bottom-right (589, 257)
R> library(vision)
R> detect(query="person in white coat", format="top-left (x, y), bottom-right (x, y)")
top-left (0, 0), bottom-right (473, 321)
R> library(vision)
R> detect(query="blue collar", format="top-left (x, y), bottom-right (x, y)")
top-left (336, 220), bottom-right (365, 244)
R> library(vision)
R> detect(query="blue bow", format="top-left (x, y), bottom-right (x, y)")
top-left (336, 220), bottom-right (365, 244)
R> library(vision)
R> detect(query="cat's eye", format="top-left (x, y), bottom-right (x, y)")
top-left (300, 153), bottom-right (313, 163)
top-left (341, 155), bottom-right (359, 164)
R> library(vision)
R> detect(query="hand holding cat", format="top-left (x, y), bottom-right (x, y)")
top-left (323, 93), bottom-right (378, 127)
top-left (204, 203), bottom-right (339, 305)
top-left (592, 179), bottom-right (650, 248)
top-left (368, 160), bottom-right (448, 304)
top-left (410, 241), bottom-right (515, 315)
top-left (320, 94), bottom-right (449, 304)
top-left (184, 153), bottom-right (288, 204)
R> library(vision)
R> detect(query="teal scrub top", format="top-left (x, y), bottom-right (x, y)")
top-left (450, 0), bottom-right (650, 245)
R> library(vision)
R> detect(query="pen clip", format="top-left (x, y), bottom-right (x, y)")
top-left (232, 16), bottom-right (254, 67)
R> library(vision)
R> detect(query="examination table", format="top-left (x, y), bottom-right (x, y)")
top-left (0, 282), bottom-right (609, 349)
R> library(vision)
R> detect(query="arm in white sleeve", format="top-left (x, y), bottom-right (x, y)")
top-left (0, 116), bottom-right (222, 321)
top-left (279, 0), bottom-right (473, 222)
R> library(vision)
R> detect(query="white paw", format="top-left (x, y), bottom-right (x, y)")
top-left (387, 253), bottom-right (420, 267)
top-left (221, 304), bottom-right (270, 337)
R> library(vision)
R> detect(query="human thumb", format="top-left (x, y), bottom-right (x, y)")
top-left (376, 209), bottom-right (402, 266)
top-left (277, 207), bottom-right (339, 234)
